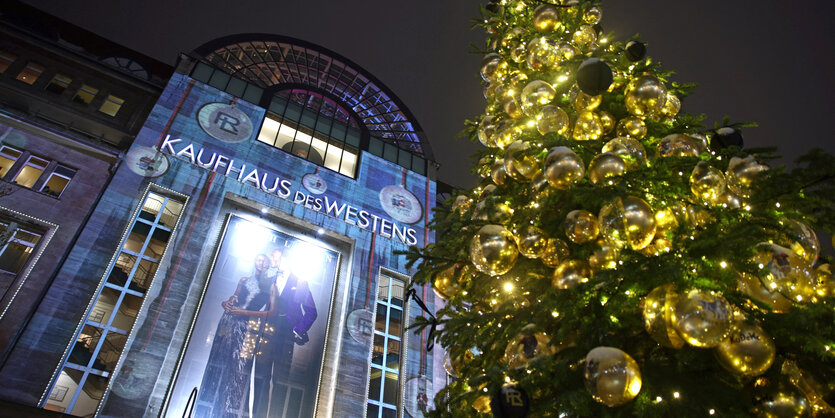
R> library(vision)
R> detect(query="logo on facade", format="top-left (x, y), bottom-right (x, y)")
top-left (197, 103), bottom-right (253, 143)
top-left (302, 173), bottom-right (327, 195)
top-left (126, 146), bottom-right (169, 177)
top-left (379, 185), bottom-right (423, 225)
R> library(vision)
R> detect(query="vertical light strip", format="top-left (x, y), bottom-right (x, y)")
top-left (367, 271), bottom-right (406, 418)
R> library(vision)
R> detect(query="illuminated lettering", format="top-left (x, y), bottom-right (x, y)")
top-left (196, 148), bottom-right (217, 168)
top-left (405, 228), bottom-right (418, 246)
top-left (175, 143), bottom-right (196, 164)
top-left (160, 135), bottom-right (181, 154)
top-left (241, 168), bottom-right (261, 188)
top-left (293, 191), bottom-right (306, 204)
top-left (357, 210), bottom-right (370, 229)
top-left (379, 218), bottom-right (392, 238)
top-left (324, 196), bottom-right (346, 217)
top-left (278, 180), bottom-right (292, 198)
top-left (212, 154), bottom-right (229, 173)
top-left (344, 205), bottom-right (358, 225)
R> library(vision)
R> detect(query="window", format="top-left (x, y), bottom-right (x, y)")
top-left (98, 95), bottom-right (124, 117)
top-left (0, 222), bottom-right (42, 274)
top-left (0, 146), bottom-right (22, 178)
top-left (44, 191), bottom-right (185, 416)
top-left (13, 155), bottom-right (49, 188)
top-left (73, 84), bottom-right (99, 105)
top-left (367, 273), bottom-right (406, 418)
top-left (368, 137), bottom-right (426, 176)
top-left (45, 74), bottom-right (72, 94)
top-left (15, 61), bottom-right (45, 85)
top-left (0, 52), bottom-right (16, 73)
top-left (39, 165), bottom-right (76, 197)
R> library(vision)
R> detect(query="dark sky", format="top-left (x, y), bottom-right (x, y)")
top-left (23, 0), bottom-right (835, 189)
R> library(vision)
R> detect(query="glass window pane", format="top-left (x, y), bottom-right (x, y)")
top-left (45, 73), bottom-right (72, 94)
top-left (13, 156), bottom-right (48, 188)
top-left (0, 228), bottom-right (41, 274)
top-left (242, 83), bottom-right (262, 103)
top-left (276, 124), bottom-right (296, 149)
top-left (383, 143), bottom-right (397, 163)
top-left (74, 373), bottom-right (108, 416)
top-left (386, 339), bottom-right (400, 371)
top-left (111, 292), bottom-right (142, 331)
top-left (106, 253), bottom-right (137, 287)
top-left (366, 404), bottom-right (379, 418)
top-left (310, 136), bottom-right (328, 163)
top-left (44, 370), bottom-right (76, 413)
top-left (368, 369), bottom-right (382, 400)
top-left (383, 372), bottom-right (398, 405)
top-left (284, 103), bottom-right (302, 121)
top-left (226, 77), bottom-right (246, 97)
top-left (159, 199), bottom-right (183, 227)
top-left (323, 142), bottom-right (341, 172)
top-left (0, 52), bottom-right (16, 73)
top-left (15, 62), bottom-right (44, 84)
top-left (315, 117), bottom-right (331, 135)
top-left (98, 95), bottom-right (124, 117)
top-left (257, 116), bottom-right (281, 146)
top-left (0, 146), bottom-right (21, 178)
top-left (69, 325), bottom-right (103, 367)
top-left (368, 137), bottom-right (383, 157)
top-left (89, 287), bottom-right (120, 325)
top-left (299, 109), bottom-right (316, 129)
top-left (377, 278), bottom-right (390, 302)
top-left (372, 334), bottom-right (385, 366)
top-left (375, 303), bottom-right (387, 332)
top-left (140, 193), bottom-right (164, 222)
top-left (144, 227), bottom-right (170, 259)
top-left (208, 71), bottom-right (230, 90)
top-left (191, 62), bottom-right (213, 83)
top-left (382, 407), bottom-right (397, 418)
top-left (41, 166), bottom-right (74, 197)
top-left (95, 331), bottom-right (127, 373)
top-left (398, 150), bottom-right (411, 169)
top-left (73, 84), bottom-right (99, 105)
top-left (390, 280), bottom-right (404, 307)
top-left (123, 222), bottom-right (150, 253)
top-left (130, 259), bottom-right (158, 293)
top-left (339, 149), bottom-right (357, 177)
top-left (330, 122), bottom-right (347, 141)
top-left (269, 97), bottom-right (287, 115)
top-left (388, 309), bottom-right (402, 337)
top-left (346, 127), bottom-right (361, 147)
top-left (412, 154), bottom-right (426, 176)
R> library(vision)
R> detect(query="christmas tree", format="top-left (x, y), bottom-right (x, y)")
top-left (406, 1), bottom-right (835, 416)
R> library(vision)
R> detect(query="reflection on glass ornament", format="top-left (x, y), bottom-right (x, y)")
top-left (472, 199), bottom-right (513, 224)
top-left (660, 92), bottom-right (681, 117)
top-left (642, 284), bottom-right (685, 348)
top-left (545, 147), bottom-right (585, 189)
top-left (532, 4), bottom-right (561, 32)
top-left (815, 264), bottom-right (834, 299)
top-left (516, 224), bottom-right (547, 258)
top-left (480, 184), bottom-right (497, 199)
top-left (541, 238), bottom-right (570, 268)
top-left (447, 345), bottom-right (478, 377)
top-left (501, 26), bottom-right (526, 51)
top-left (555, 42), bottom-right (579, 63)
top-left (753, 243), bottom-right (816, 303)
top-left (784, 219), bottom-right (819, 264)
top-left (495, 122), bottom-right (523, 149)
top-left (433, 264), bottom-right (468, 300)
top-left (598, 196), bottom-right (656, 250)
top-left (624, 74), bottom-right (667, 117)
top-left (589, 240), bottom-right (618, 270)
top-left (505, 331), bottom-right (554, 368)
top-left (504, 140), bottom-right (539, 182)
top-left (552, 259), bottom-right (592, 289)
top-left (469, 224), bottom-right (519, 275)
top-left (521, 80), bottom-right (556, 115)
top-left (639, 236), bottom-right (672, 257)
top-left (752, 388), bottom-right (810, 418)
top-left (588, 153), bottom-right (626, 184)
top-left (673, 289), bottom-right (733, 348)
top-left (584, 346), bottom-right (642, 407)
top-left (583, 5), bottom-right (602, 24)
top-left (564, 210), bottom-right (599, 244)
top-left (511, 43), bottom-right (527, 63)
top-left (602, 137), bottom-right (646, 169)
top-left (536, 105), bottom-right (570, 135)
top-left (531, 171), bottom-right (548, 192)
top-left (478, 157), bottom-right (493, 178)
top-left (491, 159), bottom-right (508, 187)
top-left (526, 36), bottom-right (558, 71)
top-left (690, 161), bottom-right (727, 202)
top-left (737, 272), bottom-right (792, 313)
top-left (473, 394), bottom-right (492, 414)
top-left (615, 116), bottom-right (647, 139)
top-left (715, 322), bottom-right (776, 376)
top-left (572, 25), bottom-right (597, 47)
top-left (477, 115), bottom-right (497, 147)
top-left (726, 155), bottom-right (768, 198)
top-left (480, 53), bottom-right (503, 82)
top-left (451, 195), bottom-right (472, 214)
top-left (572, 110), bottom-right (603, 140)
top-left (503, 94), bottom-right (524, 119)
top-left (716, 190), bottom-right (742, 209)
top-left (657, 133), bottom-right (702, 158)
top-left (598, 111), bottom-right (615, 134)
top-left (570, 87), bottom-right (602, 111)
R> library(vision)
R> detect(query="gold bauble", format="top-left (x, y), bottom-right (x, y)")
top-left (643, 284), bottom-right (686, 349)
top-left (531, 171), bottom-right (548, 192)
top-left (477, 157), bottom-right (492, 178)
top-left (572, 110), bottom-right (603, 140)
top-left (555, 42), bottom-right (579, 63)
top-left (753, 390), bottom-right (811, 418)
top-left (552, 259), bottom-right (592, 289)
top-left (477, 115), bottom-right (497, 147)
top-left (661, 92), bottom-right (681, 117)
top-left (657, 133), bottom-right (702, 158)
top-left (505, 331), bottom-right (554, 368)
top-left (448, 345), bottom-right (477, 377)
top-left (473, 394), bottom-right (492, 413)
top-left (615, 116), bottom-right (647, 139)
top-left (433, 264), bottom-right (468, 300)
top-left (639, 236), bottom-right (672, 256)
top-left (583, 6), bottom-right (603, 24)
top-left (727, 155), bottom-right (768, 198)
top-left (541, 238), bottom-right (570, 268)
top-left (598, 196), bottom-right (656, 250)
top-left (572, 25), bottom-right (597, 48)
top-left (588, 153), bottom-right (627, 184)
top-left (510, 43), bottom-right (527, 63)
top-left (521, 80), bottom-right (556, 115)
top-left (690, 161), bottom-right (727, 202)
top-left (451, 194), bottom-right (472, 213)
top-left (564, 209), bottom-right (599, 244)
top-left (589, 240), bottom-right (618, 270)
top-left (624, 75), bottom-right (667, 117)
top-left (472, 199), bottom-right (513, 224)
top-left (584, 346), bottom-right (642, 407)
top-left (545, 146), bottom-right (585, 189)
top-left (785, 220), bottom-right (819, 264)
top-left (738, 272), bottom-right (792, 313)
top-left (500, 26), bottom-right (525, 50)
top-left (494, 122), bottom-right (522, 149)
top-left (491, 159), bottom-right (508, 186)
top-left (517, 224), bottom-right (547, 258)
top-left (526, 36), bottom-right (558, 71)
top-left (480, 53), bottom-right (502, 82)
top-left (504, 140), bottom-right (538, 182)
top-left (715, 322), bottom-right (776, 376)
top-left (716, 190), bottom-right (742, 209)
top-left (480, 184), bottom-right (497, 198)
top-left (602, 137), bottom-right (647, 169)
top-left (673, 289), bottom-right (733, 348)
top-left (753, 243), bottom-right (816, 303)
top-left (469, 224), bottom-right (519, 275)
top-left (536, 105), bottom-right (570, 136)
top-left (571, 87), bottom-right (602, 111)
top-left (503, 95), bottom-right (524, 119)
top-left (508, 70), bottom-right (529, 88)
top-left (532, 4), bottom-right (561, 32)
top-left (598, 111), bottom-right (615, 134)
top-left (815, 264), bottom-right (834, 299)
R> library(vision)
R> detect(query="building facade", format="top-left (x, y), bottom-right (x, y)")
top-left (0, 7), bottom-right (445, 417)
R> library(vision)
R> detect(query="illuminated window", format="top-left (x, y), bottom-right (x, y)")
top-left (45, 74), bottom-right (72, 94)
top-left (0, 222), bottom-right (42, 274)
top-left (73, 84), bottom-right (99, 105)
top-left (0, 52), bottom-right (16, 73)
top-left (13, 155), bottom-right (49, 188)
top-left (39, 165), bottom-right (75, 197)
top-left (98, 94), bottom-right (124, 117)
top-left (0, 146), bottom-right (23, 178)
top-left (367, 272), bottom-right (406, 418)
top-left (15, 61), bottom-right (44, 85)
top-left (44, 191), bottom-right (185, 416)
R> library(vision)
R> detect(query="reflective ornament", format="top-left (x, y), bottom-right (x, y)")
top-left (526, 36), bottom-right (558, 71)
top-left (451, 194), bottom-right (472, 213)
top-left (753, 390), bottom-right (810, 418)
top-left (785, 220), bottom-right (819, 264)
top-left (552, 259), bottom-right (592, 289)
top-left (530, 171), bottom-right (548, 192)
top-left (575, 58), bottom-right (612, 96)
top-left (473, 395), bottom-right (492, 414)
top-left (624, 75), bottom-right (667, 117)
top-left (521, 80), bottom-right (556, 115)
top-left (727, 155), bottom-right (768, 198)
top-left (447, 345), bottom-right (478, 377)
top-left (657, 133), bottom-right (701, 157)
top-left (640, 236), bottom-right (672, 256)
top-left (598, 111), bottom-right (615, 133)
top-left (503, 95), bottom-right (524, 119)
top-left (589, 240), bottom-right (618, 270)
top-left (661, 92), bottom-right (681, 117)
top-left (624, 40), bottom-right (647, 62)
top-left (541, 238), bottom-right (569, 268)
top-left (573, 110), bottom-right (603, 140)
top-left (508, 70), bottom-right (528, 87)
top-left (583, 6), bottom-right (602, 24)
top-left (480, 184), bottom-right (497, 199)
top-left (495, 122), bottom-right (523, 149)
top-left (490, 384), bottom-right (530, 418)
top-left (584, 346), bottom-right (642, 407)
top-left (477, 115), bottom-right (497, 147)
top-left (477, 157), bottom-right (492, 178)
top-left (571, 89), bottom-right (602, 111)
top-left (555, 42), bottom-right (579, 63)
top-left (532, 4), bottom-right (561, 32)
top-left (480, 53), bottom-right (503, 82)
top-left (516, 225), bottom-right (547, 258)
top-left (472, 199), bottom-right (512, 224)
top-left (598, 196), bottom-right (656, 250)
top-left (545, 147), bottom-right (585, 189)
top-left (536, 105), bottom-right (570, 136)
top-left (781, 360), bottom-right (835, 415)
top-left (643, 284), bottom-right (686, 349)
top-left (602, 137), bottom-right (647, 169)
top-left (716, 190), bottom-right (742, 209)
top-left (504, 140), bottom-right (538, 182)
top-left (815, 264), bottom-right (834, 299)
top-left (491, 159), bottom-right (508, 186)
top-left (753, 243), bottom-right (816, 303)
top-left (510, 43), bottom-right (527, 63)
top-left (711, 126), bottom-right (744, 150)
top-left (616, 116), bottom-right (647, 139)
top-left (572, 25), bottom-right (597, 47)
top-left (433, 264), bottom-right (468, 300)
top-left (505, 331), bottom-right (554, 368)
top-left (565, 210), bottom-right (599, 244)
top-left (673, 289), bottom-right (733, 348)
top-left (690, 161), bottom-right (727, 202)
top-left (715, 322), bottom-right (776, 376)
top-left (469, 225), bottom-right (519, 275)
top-left (738, 272), bottom-right (792, 313)
top-left (588, 153), bottom-right (626, 184)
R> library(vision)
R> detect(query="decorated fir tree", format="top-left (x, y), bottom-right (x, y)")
top-left (406, 1), bottom-right (835, 416)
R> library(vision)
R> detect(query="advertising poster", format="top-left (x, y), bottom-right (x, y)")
top-left (168, 215), bottom-right (339, 418)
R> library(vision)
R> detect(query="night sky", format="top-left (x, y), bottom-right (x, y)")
top-left (22, 0), bottom-right (835, 189)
